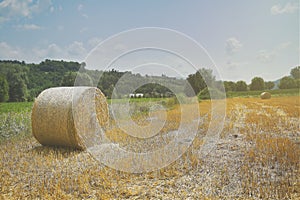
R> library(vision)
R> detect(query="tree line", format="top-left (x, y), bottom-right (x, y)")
top-left (0, 59), bottom-right (299, 102)
top-left (0, 60), bottom-right (184, 102)
top-left (0, 60), bottom-right (81, 102)
top-left (185, 66), bottom-right (299, 98)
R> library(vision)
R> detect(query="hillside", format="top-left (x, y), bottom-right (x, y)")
top-left (0, 60), bottom-right (185, 101)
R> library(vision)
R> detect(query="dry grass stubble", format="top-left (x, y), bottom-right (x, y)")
top-left (0, 96), bottom-right (299, 199)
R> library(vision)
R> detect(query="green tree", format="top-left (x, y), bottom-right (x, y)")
top-left (0, 75), bottom-right (9, 102)
top-left (184, 68), bottom-right (215, 96)
top-left (235, 80), bottom-right (247, 91)
top-left (61, 72), bottom-right (76, 86)
top-left (223, 81), bottom-right (236, 92)
top-left (75, 73), bottom-right (93, 86)
top-left (290, 66), bottom-right (300, 79)
top-left (198, 87), bottom-right (225, 100)
top-left (279, 76), bottom-right (297, 89)
top-left (98, 69), bottom-right (125, 97)
top-left (249, 77), bottom-right (265, 91)
top-left (61, 72), bottom-right (93, 86)
top-left (264, 81), bottom-right (275, 90)
top-left (135, 83), bottom-right (172, 97)
top-left (296, 79), bottom-right (300, 88)
top-left (0, 62), bottom-right (32, 101)
top-left (7, 72), bottom-right (28, 102)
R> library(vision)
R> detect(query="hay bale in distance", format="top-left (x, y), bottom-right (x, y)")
top-left (32, 87), bottom-right (109, 150)
top-left (260, 92), bottom-right (271, 99)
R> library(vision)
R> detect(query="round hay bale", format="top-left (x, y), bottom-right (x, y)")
top-left (260, 92), bottom-right (271, 99)
top-left (32, 87), bottom-right (109, 150)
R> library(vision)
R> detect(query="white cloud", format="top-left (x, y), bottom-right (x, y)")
top-left (15, 23), bottom-right (43, 30)
top-left (0, 40), bottom-right (92, 63)
top-left (256, 42), bottom-right (291, 63)
top-left (277, 41), bottom-right (291, 50)
top-left (47, 43), bottom-right (63, 57)
top-left (271, 2), bottom-right (298, 15)
top-left (77, 3), bottom-right (88, 18)
top-left (257, 50), bottom-right (275, 63)
top-left (0, 42), bottom-right (66, 62)
top-left (67, 41), bottom-right (87, 57)
top-left (32, 43), bottom-right (64, 60)
top-left (82, 14), bottom-right (89, 19)
top-left (0, 0), bottom-right (31, 17)
top-left (0, 42), bottom-right (21, 59)
top-left (77, 4), bottom-right (83, 11)
top-left (0, 0), bottom-right (52, 22)
top-left (225, 37), bottom-right (242, 55)
top-left (30, 0), bottom-right (52, 13)
top-left (226, 60), bottom-right (248, 70)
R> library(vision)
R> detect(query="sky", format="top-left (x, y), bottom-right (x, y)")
top-left (0, 0), bottom-right (299, 83)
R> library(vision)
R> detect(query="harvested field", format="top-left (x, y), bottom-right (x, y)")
top-left (0, 96), bottom-right (299, 199)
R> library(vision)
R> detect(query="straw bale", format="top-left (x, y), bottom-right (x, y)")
top-left (260, 92), bottom-right (271, 99)
top-left (32, 87), bottom-right (108, 150)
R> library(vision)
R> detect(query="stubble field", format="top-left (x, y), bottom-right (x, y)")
top-left (0, 96), bottom-right (299, 199)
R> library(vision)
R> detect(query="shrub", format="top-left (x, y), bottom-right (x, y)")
top-left (197, 87), bottom-right (225, 100)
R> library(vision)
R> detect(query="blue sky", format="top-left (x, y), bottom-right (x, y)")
top-left (0, 0), bottom-right (298, 82)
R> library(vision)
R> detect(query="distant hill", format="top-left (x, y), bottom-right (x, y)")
top-left (0, 59), bottom-right (185, 101)
top-left (273, 79), bottom-right (280, 89)
top-left (273, 76), bottom-right (294, 90)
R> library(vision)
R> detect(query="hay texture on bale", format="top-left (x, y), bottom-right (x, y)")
top-left (32, 87), bottom-right (109, 150)
top-left (260, 92), bottom-right (271, 99)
